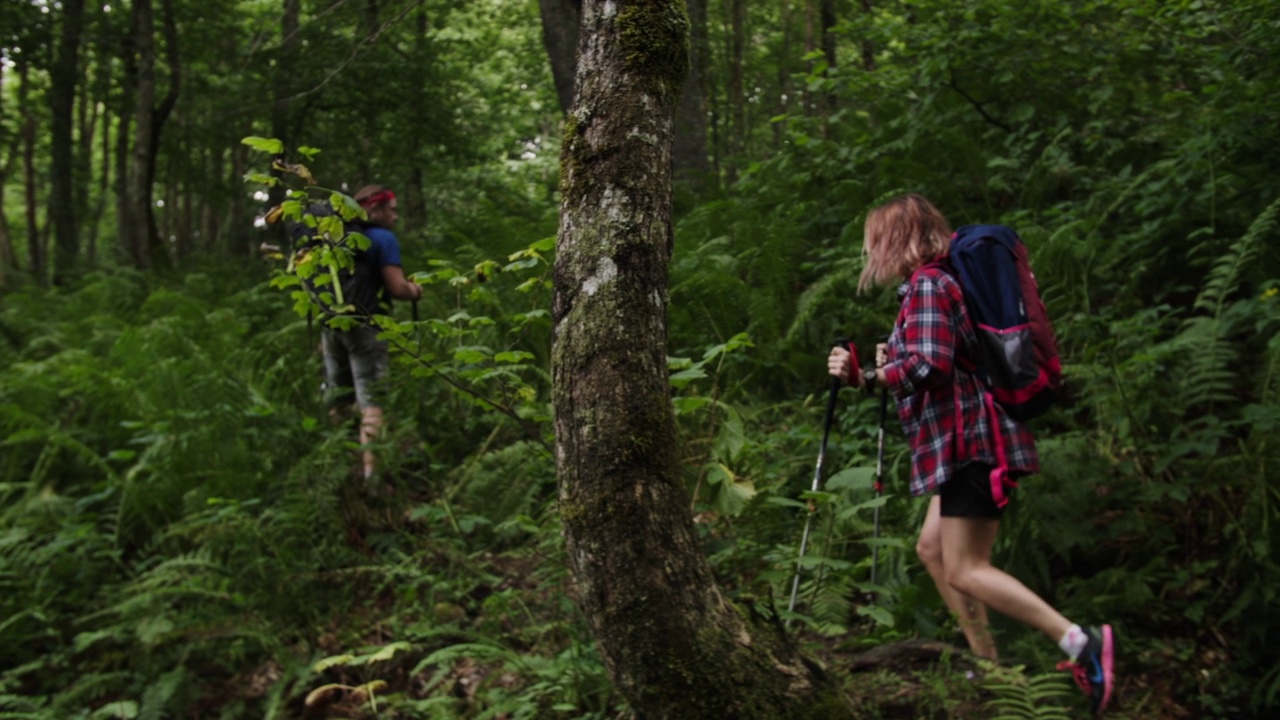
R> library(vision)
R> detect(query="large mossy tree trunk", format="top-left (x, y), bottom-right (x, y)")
top-left (551, 2), bottom-right (852, 717)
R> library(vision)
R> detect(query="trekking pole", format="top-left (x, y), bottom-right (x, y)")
top-left (871, 384), bottom-right (888, 588)
top-left (788, 340), bottom-right (854, 619)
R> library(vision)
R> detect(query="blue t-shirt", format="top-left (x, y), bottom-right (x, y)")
top-left (362, 226), bottom-right (403, 269)
top-left (345, 224), bottom-right (404, 315)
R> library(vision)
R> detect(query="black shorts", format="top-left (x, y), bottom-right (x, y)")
top-left (939, 462), bottom-right (1011, 519)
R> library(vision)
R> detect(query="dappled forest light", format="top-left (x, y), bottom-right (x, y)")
top-left (2, 0), bottom-right (1279, 717)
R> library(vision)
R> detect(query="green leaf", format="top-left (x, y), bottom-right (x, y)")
top-left (241, 136), bottom-right (283, 154)
top-left (90, 701), bottom-right (139, 719)
top-left (826, 466), bottom-right (876, 491)
top-left (716, 478), bottom-right (757, 516)
top-left (242, 172), bottom-right (278, 187)
top-left (365, 641), bottom-right (413, 664)
top-left (313, 654), bottom-right (357, 672)
top-left (856, 604), bottom-right (894, 627)
top-left (669, 367), bottom-right (708, 388)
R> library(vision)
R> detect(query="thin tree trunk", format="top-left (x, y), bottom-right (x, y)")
top-left (775, 0), bottom-right (792, 146)
top-left (179, 134), bottom-right (193, 261)
top-left (202, 148), bottom-right (222, 253)
top-left (405, 6), bottom-right (430, 230)
top-left (51, 0), bottom-right (87, 285)
top-left (0, 57), bottom-right (19, 284)
top-left (537, 0), bottom-right (582, 114)
top-left (820, 0), bottom-right (837, 118)
top-left (673, 0), bottom-right (710, 191)
top-left (858, 0), bottom-right (876, 71)
top-left (127, 0), bottom-right (156, 269)
top-left (76, 56), bottom-right (99, 266)
top-left (115, 12), bottom-right (136, 267)
top-left (267, 0), bottom-right (300, 246)
top-left (115, 100), bottom-right (133, 267)
top-left (804, 0), bottom-right (815, 115)
top-left (227, 145), bottom-right (249, 256)
top-left (726, 0), bottom-right (745, 183)
top-left (552, 2), bottom-right (850, 716)
top-left (142, 0), bottom-right (181, 267)
top-left (21, 61), bottom-right (45, 285)
top-left (86, 92), bottom-right (111, 266)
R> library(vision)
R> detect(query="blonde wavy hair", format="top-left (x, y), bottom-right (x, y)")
top-left (857, 194), bottom-right (952, 293)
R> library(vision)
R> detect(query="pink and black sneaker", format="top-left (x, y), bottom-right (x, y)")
top-left (1057, 624), bottom-right (1115, 716)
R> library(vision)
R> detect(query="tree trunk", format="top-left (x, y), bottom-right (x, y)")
top-left (50, 0), bottom-right (87, 285)
top-left (775, 0), bottom-right (793, 146)
top-left (227, 145), bottom-right (249, 256)
top-left (726, 0), bottom-right (745, 183)
top-left (537, 0), bottom-right (582, 114)
top-left (820, 0), bottom-right (837, 116)
top-left (143, 0), bottom-right (181, 265)
top-left (552, 2), bottom-right (851, 717)
top-left (672, 0), bottom-right (710, 191)
top-left (0, 57), bottom-right (19, 284)
top-left (405, 6), bottom-right (430, 230)
top-left (127, 0), bottom-right (157, 269)
top-left (76, 54), bottom-right (99, 267)
top-left (202, 148), bottom-right (222, 253)
top-left (86, 89), bottom-right (111, 266)
top-left (20, 61), bottom-right (45, 285)
top-left (857, 0), bottom-right (876, 71)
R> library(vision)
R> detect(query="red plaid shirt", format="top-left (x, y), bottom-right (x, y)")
top-left (881, 263), bottom-right (1039, 498)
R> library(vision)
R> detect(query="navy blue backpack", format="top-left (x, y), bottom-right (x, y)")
top-left (948, 225), bottom-right (1061, 422)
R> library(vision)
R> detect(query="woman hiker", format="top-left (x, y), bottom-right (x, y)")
top-left (827, 193), bottom-right (1115, 716)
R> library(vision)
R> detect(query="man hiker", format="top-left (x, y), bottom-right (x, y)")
top-left (321, 184), bottom-right (422, 481)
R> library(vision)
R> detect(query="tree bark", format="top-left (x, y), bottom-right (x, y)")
top-left (266, 0), bottom-right (301, 246)
top-left (820, 0), bottom-right (837, 116)
top-left (127, 0), bottom-right (157, 269)
top-left (537, 0), bottom-right (582, 114)
top-left (726, 0), bottom-right (745, 183)
top-left (552, 2), bottom-right (850, 716)
top-left (20, 61), bottom-right (45, 285)
top-left (50, 0), bottom-right (87, 285)
top-left (0, 57), bottom-right (19, 284)
top-left (857, 0), bottom-right (876, 72)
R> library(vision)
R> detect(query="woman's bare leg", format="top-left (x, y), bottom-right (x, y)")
top-left (917, 496), bottom-right (998, 659)
top-left (939, 514), bottom-right (1071, 641)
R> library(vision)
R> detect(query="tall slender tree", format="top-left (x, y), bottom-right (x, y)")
top-left (125, 0), bottom-right (156, 268)
top-left (538, 0), bottom-right (582, 114)
top-left (552, 1), bottom-right (850, 716)
top-left (0, 57), bottom-right (20, 284)
top-left (20, 59), bottom-right (44, 285)
top-left (49, 0), bottom-right (87, 284)
top-left (673, 0), bottom-right (710, 188)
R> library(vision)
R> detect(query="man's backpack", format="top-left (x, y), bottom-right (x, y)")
top-left (285, 201), bottom-right (384, 320)
top-left (948, 224), bottom-right (1061, 422)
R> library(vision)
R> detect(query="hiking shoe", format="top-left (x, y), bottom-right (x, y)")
top-left (1056, 624), bottom-right (1115, 716)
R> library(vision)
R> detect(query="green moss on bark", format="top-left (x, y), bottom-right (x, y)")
top-left (618, 2), bottom-right (690, 99)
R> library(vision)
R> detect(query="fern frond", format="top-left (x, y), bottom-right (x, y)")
top-left (1195, 196), bottom-right (1280, 318)
top-left (983, 670), bottom-right (1074, 720)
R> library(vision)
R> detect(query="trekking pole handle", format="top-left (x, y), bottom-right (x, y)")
top-left (412, 299), bottom-right (419, 322)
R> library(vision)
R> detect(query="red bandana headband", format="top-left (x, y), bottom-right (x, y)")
top-left (358, 189), bottom-right (396, 209)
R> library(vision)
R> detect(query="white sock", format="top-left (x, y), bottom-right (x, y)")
top-left (1058, 624), bottom-right (1088, 661)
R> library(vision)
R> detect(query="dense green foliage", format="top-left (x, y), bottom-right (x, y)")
top-left (3, 0), bottom-right (1280, 717)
